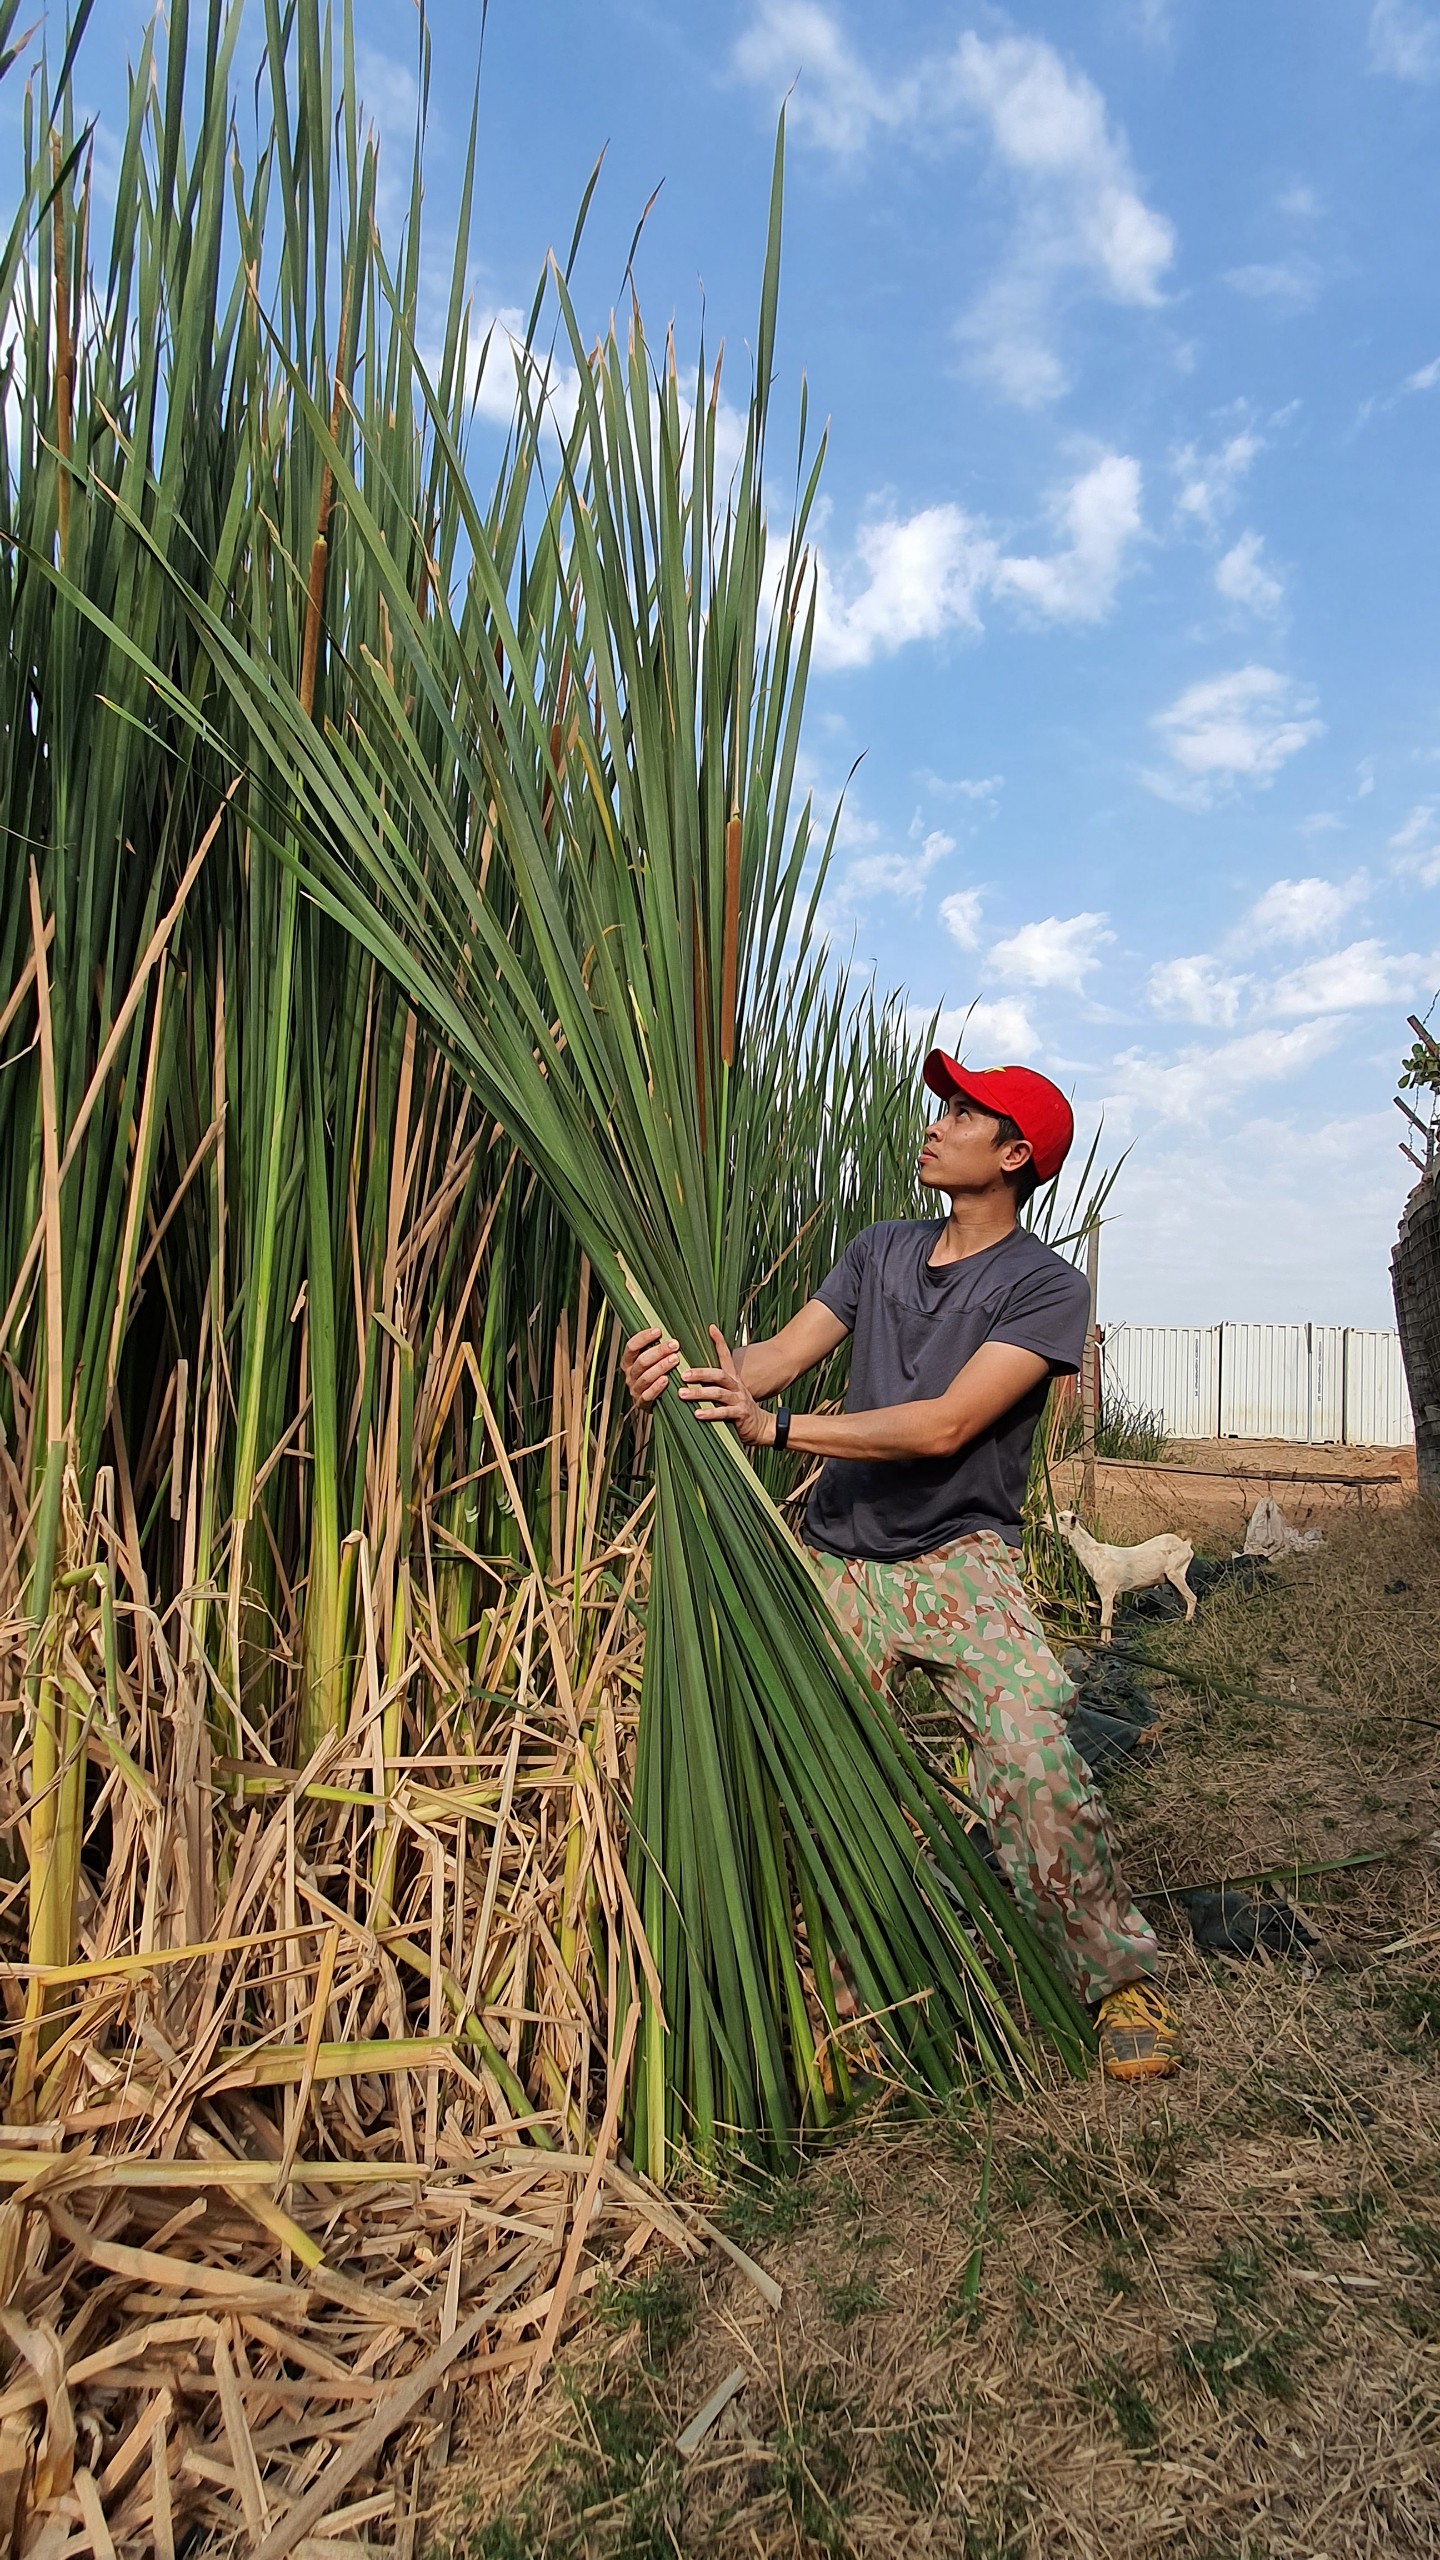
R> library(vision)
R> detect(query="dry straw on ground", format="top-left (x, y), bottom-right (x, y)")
top-left (0, 1377), bottom-right (727, 2556)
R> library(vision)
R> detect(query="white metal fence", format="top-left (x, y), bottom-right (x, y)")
top-left (1101, 1322), bottom-right (1414, 1447)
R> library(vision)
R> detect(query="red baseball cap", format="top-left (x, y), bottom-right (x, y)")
top-left (921, 1051), bottom-right (1075, 1185)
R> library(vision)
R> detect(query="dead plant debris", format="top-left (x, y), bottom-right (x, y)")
top-left (0, 1471), bottom-right (719, 2558)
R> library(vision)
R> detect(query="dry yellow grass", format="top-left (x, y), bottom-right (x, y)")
top-left (0, 1397), bottom-right (696, 2557)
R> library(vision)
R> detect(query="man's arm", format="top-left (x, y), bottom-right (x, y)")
top-left (621, 1298), bottom-right (850, 1411)
top-left (732, 1300), bottom-right (851, 1397)
top-left (678, 1329), bottom-right (1050, 1460)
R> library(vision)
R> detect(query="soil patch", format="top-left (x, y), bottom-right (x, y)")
top-left (1052, 1440), bottom-right (1414, 1547)
top-left (435, 1504), bottom-right (1440, 2560)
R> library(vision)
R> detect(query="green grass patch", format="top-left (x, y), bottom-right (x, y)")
top-left (1381, 1978), bottom-right (1440, 2056)
top-left (595, 2264), bottom-right (695, 2360)
top-left (448, 2318), bottom-right (700, 2560)
top-left (1098, 2255), bottom-right (1138, 2299)
top-left (1176, 2244), bottom-right (1312, 2408)
top-left (1177, 2316), bottom-right (1304, 2408)
top-left (953, 2498), bottom-right (1027, 2560)
top-left (718, 2164), bottom-right (816, 2251)
top-left (1202, 2243), bottom-right (1269, 2305)
top-left (882, 2413), bottom-right (945, 2510)
top-left (1265, 2084), bottom-right (1374, 2142)
top-left (1316, 2189), bottom-right (1384, 2242)
top-left (770, 2372), bottom-right (855, 2554)
top-left (435, 2519), bottom-right (537, 2560)
top-left (1396, 2218), bottom-right (1440, 2269)
top-left (1005, 2122), bottom-right (1182, 2253)
top-left (1082, 2356), bottom-right (1161, 2452)
top-left (557, 2381), bottom-right (681, 2560)
top-left (821, 2270), bottom-right (885, 2325)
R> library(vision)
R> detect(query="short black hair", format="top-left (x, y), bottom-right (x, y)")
top-left (991, 1109), bottom-right (1039, 1206)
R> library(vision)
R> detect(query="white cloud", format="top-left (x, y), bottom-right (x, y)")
top-left (1120, 0), bottom-right (1176, 49)
top-left (813, 456), bottom-right (1143, 669)
top-left (961, 276), bottom-right (1071, 407)
top-left (988, 911), bottom-right (1114, 988)
top-left (915, 769), bottom-right (1005, 806)
top-left (732, 0), bottom-right (910, 151)
top-left (1107, 1018), bottom-right (1346, 1123)
top-left (354, 41), bottom-right (420, 147)
top-left (948, 34), bottom-right (1173, 401)
top-left (356, 40), bottom-right (419, 127)
top-left (1390, 803), bottom-right (1434, 850)
top-left (965, 998), bottom-right (1041, 1058)
top-left (991, 455), bottom-right (1143, 623)
top-left (1173, 429), bottom-right (1263, 530)
top-left (733, 11), bottom-right (1173, 405)
top-left (944, 35), bottom-right (1172, 299)
top-left (939, 888), bottom-right (985, 950)
top-left (1146, 955), bottom-right (1248, 1027)
top-left (1269, 938), bottom-right (1440, 1016)
top-left (1144, 898), bottom-right (1423, 1040)
top-left (813, 504), bottom-right (996, 670)
top-left (927, 998), bottom-right (1040, 1060)
top-left (1276, 181), bottom-right (1321, 222)
top-left (1370, 0), bottom-right (1440, 81)
top-left (1243, 872), bottom-right (1369, 947)
top-left (354, 43), bottom-right (422, 223)
top-left (1225, 257), bottom-right (1324, 311)
top-left (1389, 803), bottom-right (1440, 885)
top-left (1144, 666), bottom-right (1323, 809)
top-left (826, 820), bottom-right (955, 913)
top-left (856, 827), bottom-right (953, 901)
top-left (1097, 1108), bottom-right (1411, 1327)
top-left (1214, 530), bottom-right (1284, 616)
top-left (1353, 351), bottom-right (1440, 431)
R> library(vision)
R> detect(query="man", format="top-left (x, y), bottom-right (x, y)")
top-left (621, 1049), bottom-right (1179, 2082)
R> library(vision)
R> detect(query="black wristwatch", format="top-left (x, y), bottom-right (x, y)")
top-left (773, 1406), bottom-right (792, 1451)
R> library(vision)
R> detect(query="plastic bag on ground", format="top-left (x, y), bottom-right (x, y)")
top-left (1242, 1496), bottom-right (1324, 1559)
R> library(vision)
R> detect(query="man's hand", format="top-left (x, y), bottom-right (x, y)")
top-left (677, 1325), bottom-right (775, 1450)
top-left (623, 1298), bottom-right (846, 1427)
top-left (620, 1325), bottom-right (682, 1410)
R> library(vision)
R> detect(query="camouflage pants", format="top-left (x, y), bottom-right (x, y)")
top-left (809, 1531), bottom-right (1159, 2004)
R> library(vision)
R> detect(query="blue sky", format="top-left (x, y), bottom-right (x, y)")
top-left (76, 0), bottom-right (1440, 1324)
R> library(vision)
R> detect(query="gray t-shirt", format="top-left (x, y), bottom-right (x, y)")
top-left (803, 1219), bottom-right (1090, 1562)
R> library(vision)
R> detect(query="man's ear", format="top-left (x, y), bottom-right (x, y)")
top-left (1001, 1140), bottom-right (1033, 1177)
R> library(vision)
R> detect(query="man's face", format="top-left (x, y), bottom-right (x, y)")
top-left (918, 1092), bottom-right (1032, 1196)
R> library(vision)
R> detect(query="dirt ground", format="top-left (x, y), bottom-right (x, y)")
top-left (436, 1502), bottom-right (1440, 2560)
top-left (1053, 1440), bottom-right (1415, 1545)
top-left (1153, 1438), bottom-right (1415, 1483)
